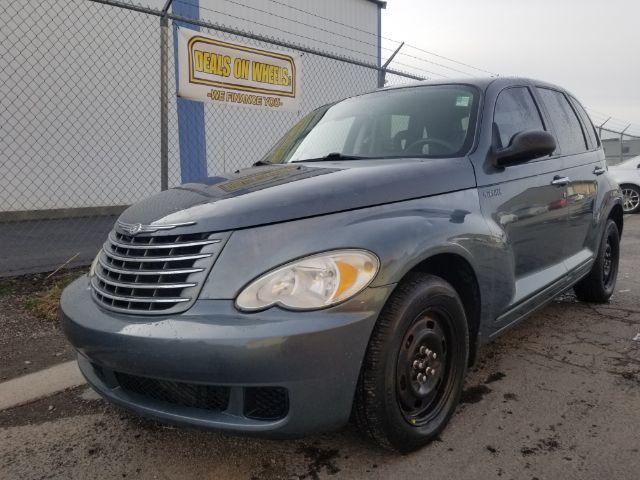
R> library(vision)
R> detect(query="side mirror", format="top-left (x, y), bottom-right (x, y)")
top-left (492, 130), bottom-right (556, 167)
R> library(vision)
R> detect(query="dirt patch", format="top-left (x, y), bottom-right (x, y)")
top-left (296, 444), bottom-right (341, 479)
top-left (460, 384), bottom-right (492, 404)
top-left (0, 386), bottom-right (105, 428)
top-left (485, 371), bottom-right (506, 384)
top-left (520, 436), bottom-right (562, 457)
top-left (0, 268), bottom-right (84, 382)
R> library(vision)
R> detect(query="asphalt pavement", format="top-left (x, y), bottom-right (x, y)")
top-left (1, 215), bottom-right (639, 480)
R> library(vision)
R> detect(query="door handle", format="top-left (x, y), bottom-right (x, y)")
top-left (551, 176), bottom-right (570, 186)
top-left (593, 166), bottom-right (606, 175)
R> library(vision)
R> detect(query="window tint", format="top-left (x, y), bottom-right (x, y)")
top-left (494, 87), bottom-right (544, 149)
top-left (537, 88), bottom-right (587, 155)
top-left (569, 97), bottom-right (599, 148)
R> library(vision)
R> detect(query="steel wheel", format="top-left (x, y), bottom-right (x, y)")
top-left (601, 227), bottom-right (619, 291)
top-left (574, 219), bottom-right (620, 303)
top-left (621, 187), bottom-right (640, 213)
top-left (396, 309), bottom-right (452, 426)
top-left (354, 273), bottom-right (469, 452)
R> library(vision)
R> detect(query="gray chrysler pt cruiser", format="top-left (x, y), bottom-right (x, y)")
top-left (61, 78), bottom-right (623, 452)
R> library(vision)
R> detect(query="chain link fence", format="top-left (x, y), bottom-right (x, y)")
top-left (0, 0), bottom-right (418, 277)
top-left (587, 111), bottom-right (640, 166)
top-left (599, 128), bottom-right (640, 166)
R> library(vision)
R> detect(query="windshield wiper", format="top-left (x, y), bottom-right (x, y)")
top-left (290, 152), bottom-right (369, 163)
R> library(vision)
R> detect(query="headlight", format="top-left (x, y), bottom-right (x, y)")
top-left (89, 251), bottom-right (101, 277)
top-left (235, 249), bottom-right (379, 312)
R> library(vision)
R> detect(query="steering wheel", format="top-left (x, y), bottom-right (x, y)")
top-left (405, 138), bottom-right (456, 155)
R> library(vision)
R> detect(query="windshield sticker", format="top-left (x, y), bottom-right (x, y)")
top-left (456, 95), bottom-right (471, 107)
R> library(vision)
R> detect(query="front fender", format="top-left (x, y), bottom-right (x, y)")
top-left (200, 190), bottom-right (496, 317)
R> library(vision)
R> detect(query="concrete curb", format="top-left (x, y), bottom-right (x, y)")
top-left (0, 361), bottom-right (86, 411)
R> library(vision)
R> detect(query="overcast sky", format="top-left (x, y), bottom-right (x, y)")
top-left (382, 0), bottom-right (640, 133)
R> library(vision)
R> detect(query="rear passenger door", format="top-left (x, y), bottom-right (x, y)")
top-left (534, 88), bottom-right (601, 274)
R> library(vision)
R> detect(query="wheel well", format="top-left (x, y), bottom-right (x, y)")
top-left (609, 203), bottom-right (624, 236)
top-left (404, 253), bottom-right (481, 366)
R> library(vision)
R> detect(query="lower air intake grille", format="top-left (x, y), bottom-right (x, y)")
top-left (115, 372), bottom-right (230, 411)
top-left (244, 387), bottom-right (289, 420)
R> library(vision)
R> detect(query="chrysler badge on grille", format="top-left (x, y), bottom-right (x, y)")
top-left (116, 220), bottom-right (196, 236)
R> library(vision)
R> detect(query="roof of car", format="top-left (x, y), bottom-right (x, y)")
top-left (381, 77), bottom-right (568, 93)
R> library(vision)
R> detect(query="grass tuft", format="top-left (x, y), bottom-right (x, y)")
top-left (8, 270), bottom-right (87, 322)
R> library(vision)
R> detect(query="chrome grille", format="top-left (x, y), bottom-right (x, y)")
top-left (90, 229), bottom-right (223, 314)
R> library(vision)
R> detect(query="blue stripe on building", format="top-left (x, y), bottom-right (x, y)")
top-left (172, 0), bottom-right (207, 183)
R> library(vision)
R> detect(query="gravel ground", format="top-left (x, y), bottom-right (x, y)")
top-left (0, 271), bottom-right (82, 382)
top-left (1, 216), bottom-right (639, 480)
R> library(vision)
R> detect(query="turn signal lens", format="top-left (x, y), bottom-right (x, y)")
top-left (235, 250), bottom-right (379, 312)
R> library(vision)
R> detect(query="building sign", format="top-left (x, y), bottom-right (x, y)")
top-left (177, 27), bottom-right (301, 111)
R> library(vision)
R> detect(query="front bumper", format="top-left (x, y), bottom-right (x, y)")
top-left (60, 276), bottom-right (393, 437)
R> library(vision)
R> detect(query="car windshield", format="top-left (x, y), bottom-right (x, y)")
top-left (260, 84), bottom-right (479, 164)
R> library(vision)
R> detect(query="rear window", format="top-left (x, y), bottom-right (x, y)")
top-left (537, 88), bottom-right (588, 155)
top-left (569, 97), bottom-right (600, 148)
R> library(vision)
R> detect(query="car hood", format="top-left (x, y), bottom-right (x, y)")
top-left (118, 157), bottom-right (477, 232)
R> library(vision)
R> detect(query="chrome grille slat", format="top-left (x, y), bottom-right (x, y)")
top-left (108, 232), bottom-right (220, 250)
top-left (97, 257), bottom-right (204, 276)
top-left (91, 282), bottom-right (190, 303)
top-left (103, 250), bottom-right (212, 263)
top-left (90, 228), bottom-right (223, 315)
top-left (95, 271), bottom-right (196, 289)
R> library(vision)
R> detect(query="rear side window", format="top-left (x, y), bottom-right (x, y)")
top-left (494, 87), bottom-right (545, 149)
top-left (569, 97), bottom-right (600, 148)
top-left (537, 88), bottom-right (587, 155)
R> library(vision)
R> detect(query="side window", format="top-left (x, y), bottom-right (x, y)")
top-left (494, 87), bottom-right (545, 149)
top-left (537, 88), bottom-right (588, 155)
top-left (569, 97), bottom-right (600, 148)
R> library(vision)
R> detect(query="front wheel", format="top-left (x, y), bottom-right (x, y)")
top-left (354, 273), bottom-right (469, 452)
top-left (574, 219), bottom-right (620, 303)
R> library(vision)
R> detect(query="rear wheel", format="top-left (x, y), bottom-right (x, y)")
top-left (354, 273), bottom-right (468, 452)
top-left (621, 184), bottom-right (640, 214)
top-left (574, 219), bottom-right (620, 303)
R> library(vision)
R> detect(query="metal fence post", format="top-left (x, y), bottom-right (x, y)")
top-left (620, 124), bottom-right (631, 164)
top-left (378, 42), bottom-right (404, 88)
top-left (598, 117), bottom-right (611, 139)
top-left (159, 0), bottom-right (173, 191)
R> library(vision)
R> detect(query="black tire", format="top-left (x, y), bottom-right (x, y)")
top-left (574, 219), bottom-right (620, 303)
top-left (354, 273), bottom-right (469, 452)
top-left (620, 184), bottom-right (640, 214)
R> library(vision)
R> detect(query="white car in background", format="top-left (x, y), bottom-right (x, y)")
top-left (609, 155), bottom-right (640, 213)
